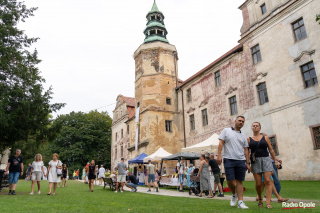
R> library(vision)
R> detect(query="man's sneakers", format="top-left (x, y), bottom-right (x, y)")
top-left (120, 190), bottom-right (123, 193)
top-left (130, 189), bottom-right (135, 192)
top-left (217, 193), bottom-right (224, 197)
top-left (11, 191), bottom-right (16, 195)
top-left (238, 201), bottom-right (249, 209)
top-left (230, 194), bottom-right (237, 207)
top-left (7, 190), bottom-right (12, 195)
top-left (135, 188), bottom-right (137, 192)
top-left (147, 190), bottom-right (151, 192)
top-left (114, 190), bottom-right (118, 193)
top-left (156, 187), bottom-right (159, 192)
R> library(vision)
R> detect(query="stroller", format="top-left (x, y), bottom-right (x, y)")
top-left (188, 168), bottom-right (209, 196)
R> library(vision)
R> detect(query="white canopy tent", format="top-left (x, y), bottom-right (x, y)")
top-left (143, 147), bottom-right (172, 162)
top-left (181, 133), bottom-right (220, 154)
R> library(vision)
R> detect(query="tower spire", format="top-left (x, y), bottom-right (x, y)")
top-left (143, 1), bottom-right (169, 44)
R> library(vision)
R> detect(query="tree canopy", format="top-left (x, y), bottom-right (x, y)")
top-left (48, 111), bottom-right (112, 173)
top-left (0, 0), bottom-right (65, 152)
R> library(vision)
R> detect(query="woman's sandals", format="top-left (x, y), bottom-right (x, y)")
top-left (267, 204), bottom-right (273, 209)
top-left (258, 199), bottom-right (263, 207)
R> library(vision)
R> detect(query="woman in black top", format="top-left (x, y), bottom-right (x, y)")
top-left (87, 160), bottom-right (97, 192)
top-left (62, 164), bottom-right (68, 187)
top-left (248, 122), bottom-right (279, 209)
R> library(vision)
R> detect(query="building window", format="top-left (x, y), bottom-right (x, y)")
top-left (115, 133), bottom-right (118, 141)
top-left (269, 135), bottom-right (279, 156)
top-left (202, 109), bottom-right (208, 126)
top-left (166, 98), bottom-right (171, 105)
top-left (310, 124), bottom-right (320, 150)
top-left (229, 96), bottom-right (238, 115)
top-left (301, 62), bottom-right (318, 88)
top-left (251, 44), bottom-right (262, 64)
top-left (261, 3), bottom-right (267, 14)
top-left (215, 71), bottom-right (221, 87)
top-left (292, 18), bottom-right (307, 41)
top-left (115, 148), bottom-right (117, 160)
top-left (190, 114), bottom-right (195, 131)
top-left (165, 120), bottom-right (172, 132)
top-left (121, 146), bottom-right (123, 158)
top-left (121, 129), bottom-right (123, 138)
top-left (186, 88), bottom-right (192, 102)
top-left (257, 82), bottom-right (269, 105)
top-left (127, 125), bottom-right (129, 134)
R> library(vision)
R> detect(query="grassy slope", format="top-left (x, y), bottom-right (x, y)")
top-left (0, 180), bottom-right (319, 213)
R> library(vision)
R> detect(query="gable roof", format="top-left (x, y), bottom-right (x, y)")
top-left (122, 96), bottom-right (135, 107)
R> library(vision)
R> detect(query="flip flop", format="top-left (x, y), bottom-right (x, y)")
top-left (278, 198), bottom-right (289, 203)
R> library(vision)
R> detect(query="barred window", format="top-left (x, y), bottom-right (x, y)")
top-left (165, 120), bottom-right (172, 132)
top-left (202, 109), bottom-right (208, 126)
top-left (166, 98), bottom-right (171, 105)
top-left (292, 18), bottom-right (307, 41)
top-left (269, 136), bottom-right (279, 156)
top-left (257, 82), bottom-right (269, 105)
top-left (310, 124), bottom-right (320, 150)
top-left (215, 71), bottom-right (221, 87)
top-left (187, 88), bottom-right (192, 102)
top-left (229, 96), bottom-right (238, 115)
top-left (190, 114), bottom-right (195, 131)
top-left (251, 44), bottom-right (262, 64)
top-left (301, 62), bottom-right (318, 88)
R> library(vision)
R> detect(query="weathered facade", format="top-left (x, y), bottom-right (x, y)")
top-left (111, 0), bottom-right (320, 180)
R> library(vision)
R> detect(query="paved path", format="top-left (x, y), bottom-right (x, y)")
top-left (78, 180), bottom-right (319, 204)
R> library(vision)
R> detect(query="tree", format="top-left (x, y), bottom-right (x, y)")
top-left (48, 111), bottom-right (112, 173)
top-left (0, 0), bottom-right (65, 152)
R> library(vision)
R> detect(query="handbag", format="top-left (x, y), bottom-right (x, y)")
top-left (56, 161), bottom-right (62, 176)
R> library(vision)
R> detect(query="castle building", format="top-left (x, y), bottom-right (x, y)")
top-left (111, 0), bottom-right (320, 180)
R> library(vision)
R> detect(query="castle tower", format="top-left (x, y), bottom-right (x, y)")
top-left (131, 1), bottom-right (181, 156)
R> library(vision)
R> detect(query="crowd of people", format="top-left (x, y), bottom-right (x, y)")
top-left (3, 115), bottom-right (289, 209)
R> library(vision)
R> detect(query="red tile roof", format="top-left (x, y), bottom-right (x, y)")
top-left (127, 106), bottom-right (135, 119)
top-left (178, 44), bottom-right (243, 88)
top-left (122, 96), bottom-right (135, 107)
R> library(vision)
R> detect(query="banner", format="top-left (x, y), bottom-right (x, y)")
top-left (135, 106), bottom-right (140, 151)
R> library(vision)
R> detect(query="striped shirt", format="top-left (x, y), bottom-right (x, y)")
top-left (219, 127), bottom-right (248, 161)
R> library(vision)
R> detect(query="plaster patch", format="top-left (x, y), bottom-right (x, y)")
top-left (288, 38), bottom-right (311, 58)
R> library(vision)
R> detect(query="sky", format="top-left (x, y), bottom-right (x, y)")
top-left (20, 0), bottom-right (245, 117)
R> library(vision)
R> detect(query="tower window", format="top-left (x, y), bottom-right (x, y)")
top-left (257, 82), bottom-right (269, 105)
top-left (165, 120), bottom-right (172, 132)
top-left (310, 124), bottom-right (320, 150)
top-left (150, 30), bottom-right (156, 35)
top-left (121, 146), bottom-right (123, 158)
top-left (261, 3), bottom-right (267, 15)
top-left (215, 70), bottom-right (221, 87)
top-left (127, 125), bottom-right (129, 134)
top-left (115, 133), bottom-right (118, 142)
top-left (157, 30), bottom-right (163, 35)
top-left (202, 109), bottom-right (208, 126)
top-left (251, 44), bottom-right (262, 64)
top-left (115, 148), bottom-right (117, 160)
top-left (121, 129), bottom-right (123, 138)
top-left (166, 98), bottom-right (171, 105)
top-left (151, 16), bottom-right (155, 20)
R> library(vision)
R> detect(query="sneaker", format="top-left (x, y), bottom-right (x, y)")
top-left (30, 192), bottom-right (34, 195)
top-left (38, 191), bottom-right (41, 194)
top-left (120, 190), bottom-right (123, 193)
top-left (179, 189), bottom-right (184, 192)
top-left (114, 191), bottom-right (118, 193)
top-left (230, 195), bottom-right (237, 207)
top-left (238, 202), bottom-right (249, 209)
top-left (156, 187), bottom-right (159, 192)
top-left (135, 188), bottom-right (137, 192)
top-left (8, 190), bottom-right (12, 195)
top-left (147, 190), bottom-right (151, 192)
top-left (217, 194), bottom-right (224, 197)
top-left (12, 191), bottom-right (16, 195)
top-left (131, 189), bottom-right (135, 192)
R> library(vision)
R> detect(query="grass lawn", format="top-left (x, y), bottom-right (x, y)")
top-left (0, 180), bottom-right (319, 213)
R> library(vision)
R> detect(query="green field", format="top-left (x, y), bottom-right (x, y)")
top-left (0, 180), bottom-right (319, 213)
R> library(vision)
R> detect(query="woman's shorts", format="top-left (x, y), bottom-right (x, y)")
top-left (252, 157), bottom-right (273, 173)
top-left (88, 174), bottom-right (96, 180)
top-left (62, 173), bottom-right (67, 179)
top-left (31, 171), bottom-right (42, 181)
top-left (9, 172), bottom-right (20, 184)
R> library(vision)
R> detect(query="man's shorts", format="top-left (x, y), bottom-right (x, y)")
top-left (213, 173), bottom-right (221, 184)
top-left (117, 174), bottom-right (126, 182)
top-left (178, 174), bottom-right (184, 184)
top-left (9, 172), bottom-right (20, 184)
top-left (148, 174), bottom-right (155, 183)
top-left (127, 183), bottom-right (138, 189)
top-left (31, 171), bottom-right (42, 181)
top-left (223, 158), bottom-right (246, 181)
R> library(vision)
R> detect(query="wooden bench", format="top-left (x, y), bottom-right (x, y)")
top-left (104, 178), bottom-right (116, 191)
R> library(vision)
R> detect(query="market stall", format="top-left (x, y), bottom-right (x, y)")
top-left (159, 152), bottom-right (200, 187)
top-left (128, 153), bottom-right (148, 185)
top-left (143, 147), bottom-right (172, 163)
top-left (181, 133), bottom-right (220, 153)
